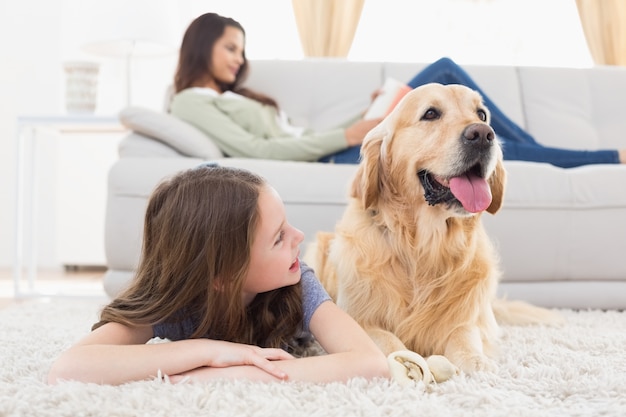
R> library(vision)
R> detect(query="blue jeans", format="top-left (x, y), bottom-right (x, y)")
top-left (320, 57), bottom-right (619, 167)
top-left (318, 145), bottom-right (362, 164)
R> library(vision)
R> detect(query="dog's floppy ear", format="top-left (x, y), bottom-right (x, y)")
top-left (486, 158), bottom-right (506, 214)
top-left (350, 126), bottom-right (385, 209)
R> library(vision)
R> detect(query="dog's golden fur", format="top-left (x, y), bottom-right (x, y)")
top-left (306, 83), bottom-right (561, 372)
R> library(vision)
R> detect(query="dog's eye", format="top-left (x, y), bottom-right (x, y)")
top-left (477, 109), bottom-right (487, 122)
top-left (422, 108), bottom-right (440, 121)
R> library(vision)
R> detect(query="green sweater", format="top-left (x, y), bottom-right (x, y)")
top-left (170, 88), bottom-right (353, 161)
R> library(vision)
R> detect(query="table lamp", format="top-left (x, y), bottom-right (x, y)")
top-left (80, 0), bottom-right (179, 107)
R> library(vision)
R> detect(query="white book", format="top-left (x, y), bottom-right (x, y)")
top-left (364, 77), bottom-right (412, 120)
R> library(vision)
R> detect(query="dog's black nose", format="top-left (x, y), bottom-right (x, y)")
top-left (462, 123), bottom-right (495, 147)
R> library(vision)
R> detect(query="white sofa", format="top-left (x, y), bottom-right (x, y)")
top-left (104, 59), bottom-right (626, 309)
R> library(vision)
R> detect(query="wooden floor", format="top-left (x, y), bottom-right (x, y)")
top-left (0, 266), bottom-right (108, 308)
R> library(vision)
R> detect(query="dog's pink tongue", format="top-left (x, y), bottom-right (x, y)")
top-left (449, 172), bottom-right (492, 213)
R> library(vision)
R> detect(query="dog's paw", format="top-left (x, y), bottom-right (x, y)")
top-left (456, 354), bottom-right (497, 373)
top-left (426, 355), bottom-right (459, 383)
top-left (387, 350), bottom-right (433, 386)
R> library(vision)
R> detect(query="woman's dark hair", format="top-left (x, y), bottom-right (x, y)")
top-left (174, 12), bottom-right (277, 108)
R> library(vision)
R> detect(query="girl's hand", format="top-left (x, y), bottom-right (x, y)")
top-left (206, 341), bottom-right (293, 379)
top-left (168, 342), bottom-right (293, 383)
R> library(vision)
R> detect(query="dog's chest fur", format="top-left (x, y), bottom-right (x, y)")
top-left (332, 201), bottom-right (499, 340)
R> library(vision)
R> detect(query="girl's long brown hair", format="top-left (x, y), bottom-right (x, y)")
top-left (173, 12), bottom-right (278, 109)
top-left (95, 165), bottom-right (303, 349)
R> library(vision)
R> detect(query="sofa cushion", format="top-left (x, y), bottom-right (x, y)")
top-left (245, 59), bottom-right (382, 130)
top-left (119, 106), bottom-right (224, 159)
top-left (518, 65), bottom-right (626, 151)
top-left (502, 161), bottom-right (626, 208)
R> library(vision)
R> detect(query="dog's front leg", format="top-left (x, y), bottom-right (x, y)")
top-left (445, 325), bottom-right (496, 372)
top-left (366, 327), bottom-right (456, 385)
top-left (365, 327), bottom-right (425, 384)
top-left (366, 327), bottom-right (406, 354)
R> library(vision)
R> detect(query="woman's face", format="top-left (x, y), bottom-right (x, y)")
top-left (242, 185), bottom-right (305, 305)
top-left (210, 25), bottom-right (245, 86)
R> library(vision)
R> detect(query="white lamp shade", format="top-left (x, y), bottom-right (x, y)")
top-left (80, 0), bottom-right (180, 58)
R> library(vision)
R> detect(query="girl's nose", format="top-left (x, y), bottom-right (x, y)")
top-left (294, 228), bottom-right (305, 246)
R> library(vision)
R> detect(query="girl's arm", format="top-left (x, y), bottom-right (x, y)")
top-left (175, 301), bottom-right (390, 383)
top-left (47, 322), bottom-right (292, 385)
top-left (279, 300), bottom-right (390, 382)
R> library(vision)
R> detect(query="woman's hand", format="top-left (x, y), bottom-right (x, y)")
top-left (370, 88), bottom-right (383, 103)
top-left (344, 118), bottom-right (383, 146)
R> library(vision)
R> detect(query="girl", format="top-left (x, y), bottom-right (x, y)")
top-left (170, 12), bottom-right (626, 168)
top-left (47, 164), bottom-right (389, 385)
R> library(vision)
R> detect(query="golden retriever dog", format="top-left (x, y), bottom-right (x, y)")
top-left (305, 83), bottom-right (562, 383)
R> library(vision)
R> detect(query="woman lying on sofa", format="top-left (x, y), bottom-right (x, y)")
top-left (170, 12), bottom-right (626, 168)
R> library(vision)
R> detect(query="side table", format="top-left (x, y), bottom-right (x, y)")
top-left (13, 114), bottom-right (126, 297)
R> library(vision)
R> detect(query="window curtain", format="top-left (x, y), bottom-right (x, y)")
top-left (291, 0), bottom-right (364, 57)
top-left (576, 0), bottom-right (626, 66)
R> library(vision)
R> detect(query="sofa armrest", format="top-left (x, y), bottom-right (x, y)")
top-left (118, 106), bottom-right (224, 159)
top-left (118, 132), bottom-right (184, 157)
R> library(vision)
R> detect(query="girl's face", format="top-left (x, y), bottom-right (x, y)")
top-left (242, 185), bottom-right (305, 305)
top-left (210, 25), bottom-right (245, 87)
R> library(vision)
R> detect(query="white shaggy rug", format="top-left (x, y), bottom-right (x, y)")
top-left (1, 300), bottom-right (626, 417)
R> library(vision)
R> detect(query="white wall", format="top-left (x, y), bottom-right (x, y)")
top-left (1, 1), bottom-right (62, 270)
top-left (0, 0), bottom-right (592, 269)
top-left (1, 0), bottom-right (182, 269)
